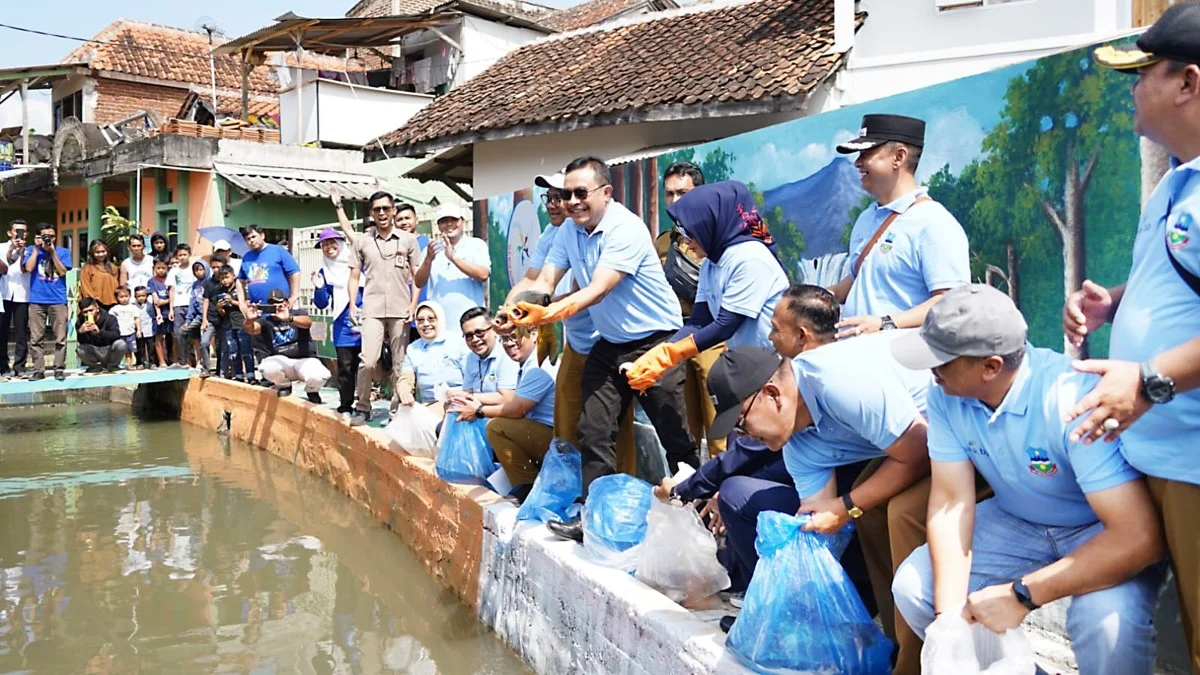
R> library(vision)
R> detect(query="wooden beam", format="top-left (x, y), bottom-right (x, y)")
top-left (241, 51), bottom-right (251, 121)
top-left (19, 80), bottom-right (29, 165)
top-left (1133, 0), bottom-right (1173, 27)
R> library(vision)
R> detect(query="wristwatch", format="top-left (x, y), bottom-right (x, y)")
top-left (841, 493), bottom-right (864, 519)
top-left (1012, 578), bottom-right (1040, 610)
top-left (475, 404), bottom-right (486, 419)
top-left (1140, 361), bottom-right (1176, 404)
top-left (879, 315), bottom-right (897, 330)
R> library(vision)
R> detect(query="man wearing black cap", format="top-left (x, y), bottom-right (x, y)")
top-left (707, 335), bottom-right (932, 668)
top-left (1065, 8), bottom-right (1200, 667)
top-left (892, 284), bottom-right (1165, 675)
top-left (828, 114), bottom-right (971, 342)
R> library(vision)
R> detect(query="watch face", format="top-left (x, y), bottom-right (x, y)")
top-left (1146, 377), bottom-right (1175, 403)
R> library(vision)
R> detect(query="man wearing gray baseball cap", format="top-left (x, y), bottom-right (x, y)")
top-left (890, 284), bottom-right (1166, 675)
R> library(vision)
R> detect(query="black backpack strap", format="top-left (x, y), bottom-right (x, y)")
top-left (1166, 236), bottom-right (1200, 297)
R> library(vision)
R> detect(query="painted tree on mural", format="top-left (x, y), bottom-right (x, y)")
top-left (970, 50), bottom-right (1137, 356)
top-left (656, 147), bottom-right (738, 227)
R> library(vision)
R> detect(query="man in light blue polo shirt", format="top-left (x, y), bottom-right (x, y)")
top-left (448, 307), bottom-right (518, 415)
top-left (509, 155), bottom-right (698, 543)
top-left (891, 284), bottom-right (1165, 675)
top-left (829, 115), bottom-right (970, 340)
top-left (705, 338), bottom-right (932, 663)
top-left (415, 204), bottom-right (490, 333)
top-left (1063, 17), bottom-right (1200, 668)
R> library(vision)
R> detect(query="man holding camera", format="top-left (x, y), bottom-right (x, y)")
top-left (23, 223), bottom-right (71, 380)
top-left (75, 297), bottom-right (128, 372)
top-left (243, 288), bottom-right (330, 402)
top-left (0, 219), bottom-right (31, 377)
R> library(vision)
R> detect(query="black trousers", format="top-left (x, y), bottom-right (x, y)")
top-left (1, 300), bottom-right (29, 372)
top-left (335, 346), bottom-right (361, 414)
top-left (578, 330), bottom-right (699, 497)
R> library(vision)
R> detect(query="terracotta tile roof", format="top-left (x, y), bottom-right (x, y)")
top-left (64, 20), bottom-right (279, 94)
top-left (377, 0), bottom-right (846, 154)
top-left (180, 92), bottom-right (280, 119)
top-left (542, 0), bottom-right (657, 32)
top-left (349, 0), bottom-right (556, 22)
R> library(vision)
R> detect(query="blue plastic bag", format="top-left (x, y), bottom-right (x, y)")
top-left (726, 511), bottom-right (893, 674)
top-left (516, 439), bottom-right (582, 524)
top-left (581, 474), bottom-right (653, 571)
top-left (434, 412), bottom-right (498, 486)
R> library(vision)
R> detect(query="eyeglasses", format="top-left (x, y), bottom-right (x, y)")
top-left (463, 326), bottom-right (493, 341)
top-left (561, 185), bottom-right (609, 202)
top-left (540, 191), bottom-right (565, 205)
top-left (415, 316), bottom-right (438, 325)
top-left (733, 390), bottom-right (762, 437)
top-left (674, 228), bottom-right (693, 242)
top-left (370, 205), bottom-right (394, 213)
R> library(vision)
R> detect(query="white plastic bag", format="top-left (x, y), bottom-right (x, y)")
top-left (921, 609), bottom-right (1035, 675)
top-left (385, 404), bottom-right (442, 458)
top-left (635, 499), bottom-right (731, 606)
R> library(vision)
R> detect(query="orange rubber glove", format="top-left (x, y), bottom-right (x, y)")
top-left (625, 335), bottom-right (699, 393)
top-left (510, 297), bottom-right (580, 327)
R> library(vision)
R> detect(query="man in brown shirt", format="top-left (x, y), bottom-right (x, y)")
top-left (332, 189), bottom-right (421, 426)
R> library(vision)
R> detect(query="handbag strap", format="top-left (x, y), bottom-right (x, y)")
top-left (853, 195), bottom-right (932, 276)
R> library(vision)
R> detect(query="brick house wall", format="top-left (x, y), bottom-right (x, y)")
top-left (346, 0), bottom-right (399, 70)
top-left (93, 78), bottom-right (190, 126)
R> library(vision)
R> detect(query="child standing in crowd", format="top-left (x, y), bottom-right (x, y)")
top-left (214, 266), bottom-right (253, 382)
top-left (109, 286), bottom-right (140, 370)
top-left (146, 258), bottom-right (171, 368)
top-left (133, 286), bottom-right (155, 369)
top-left (185, 260), bottom-right (209, 371)
top-left (167, 244), bottom-right (196, 366)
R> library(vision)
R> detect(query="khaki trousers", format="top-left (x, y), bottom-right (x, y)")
top-left (684, 344), bottom-right (726, 455)
top-left (1147, 476), bottom-right (1200, 673)
top-left (356, 316), bottom-right (409, 414)
top-left (554, 341), bottom-right (636, 475)
top-left (487, 417), bottom-right (557, 486)
top-left (855, 460), bottom-right (993, 675)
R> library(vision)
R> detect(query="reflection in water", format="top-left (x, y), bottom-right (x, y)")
top-left (0, 404), bottom-right (526, 674)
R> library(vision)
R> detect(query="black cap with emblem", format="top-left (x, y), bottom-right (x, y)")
top-left (836, 114), bottom-right (926, 154)
top-left (706, 346), bottom-right (785, 442)
top-left (1094, 2), bottom-right (1200, 72)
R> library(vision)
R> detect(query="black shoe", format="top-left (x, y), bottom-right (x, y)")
top-left (349, 410), bottom-right (371, 427)
top-left (275, 385), bottom-right (292, 398)
top-left (306, 392), bottom-right (322, 404)
top-left (53, 369), bottom-right (66, 380)
top-left (719, 615), bottom-right (736, 634)
top-left (546, 518), bottom-right (584, 543)
top-left (30, 371), bottom-right (45, 381)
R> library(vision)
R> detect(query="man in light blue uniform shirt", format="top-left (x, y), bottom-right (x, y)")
top-left (448, 307), bottom-right (518, 419)
top-left (415, 204), bottom-right (490, 334)
top-left (1064, 18), bottom-right (1200, 669)
top-left (830, 115), bottom-right (970, 341)
top-left (891, 284), bottom-right (1165, 675)
top-left (511, 155), bottom-right (698, 543)
top-left (704, 338), bottom-right (932, 666)
top-left (482, 326), bottom-right (558, 493)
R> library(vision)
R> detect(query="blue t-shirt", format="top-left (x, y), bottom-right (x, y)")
top-left (403, 335), bottom-right (466, 401)
top-left (844, 189), bottom-right (970, 318)
top-left (237, 244), bottom-right (300, 304)
top-left (783, 331), bottom-right (931, 499)
top-left (927, 347), bottom-right (1142, 527)
top-left (461, 338), bottom-right (520, 394)
top-left (516, 351), bottom-right (556, 427)
top-left (426, 236), bottom-right (489, 329)
top-left (146, 277), bottom-right (171, 324)
top-left (23, 245), bottom-right (72, 305)
top-left (531, 223), bottom-right (600, 353)
top-left (696, 240), bottom-right (788, 349)
top-left (1109, 155), bottom-right (1200, 486)
top-left (547, 202), bottom-right (682, 343)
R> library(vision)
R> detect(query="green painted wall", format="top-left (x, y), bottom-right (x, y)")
top-left (222, 185), bottom-right (338, 231)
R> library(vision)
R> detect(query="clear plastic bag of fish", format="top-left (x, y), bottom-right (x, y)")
top-left (581, 474), bottom-right (652, 571)
top-left (516, 439), bottom-right (583, 524)
top-left (386, 404), bottom-right (442, 458)
top-left (726, 511), bottom-right (893, 674)
top-left (434, 412), bottom-right (498, 486)
top-left (635, 498), bottom-right (730, 606)
top-left (921, 609), bottom-right (1035, 675)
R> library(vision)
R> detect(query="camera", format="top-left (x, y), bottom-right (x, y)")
top-left (39, 234), bottom-right (54, 246)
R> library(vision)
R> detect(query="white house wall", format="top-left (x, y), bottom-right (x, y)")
top-left (456, 18), bottom-right (546, 87)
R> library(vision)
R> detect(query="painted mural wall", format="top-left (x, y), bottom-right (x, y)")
top-left (478, 36), bottom-right (1145, 359)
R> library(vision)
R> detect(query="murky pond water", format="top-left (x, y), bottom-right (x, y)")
top-left (0, 403), bottom-right (527, 674)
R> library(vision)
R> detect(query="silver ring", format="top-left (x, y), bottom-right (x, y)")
top-left (1102, 418), bottom-right (1120, 432)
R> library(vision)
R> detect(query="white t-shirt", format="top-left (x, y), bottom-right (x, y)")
top-left (168, 265), bottom-right (195, 307)
top-left (0, 241), bottom-right (32, 303)
top-left (109, 303), bottom-right (140, 337)
top-left (121, 255), bottom-right (156, 291)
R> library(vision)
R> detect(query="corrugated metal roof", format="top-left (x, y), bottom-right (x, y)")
top-left (215, 162), bottom-right (381, 201)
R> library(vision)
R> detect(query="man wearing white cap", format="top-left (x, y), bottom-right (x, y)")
top-left (414, 203), bottom-right (490, 332)
top-left (210, 239), bottom-right (241, 277)
top-left (889, 284), bottom-right (1165, 675)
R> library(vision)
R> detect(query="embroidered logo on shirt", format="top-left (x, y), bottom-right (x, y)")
top-left (1026, 447), bottom-right (1058, 477)
top-left (879, 231), bottom-right (897, 253)
top-left (1167, 213), bottom-right (1192, 251)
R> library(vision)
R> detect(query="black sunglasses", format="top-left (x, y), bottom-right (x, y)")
top-left (560, 185), bottom-right (609, 202)
top-left (734, 390), bottom-right (762, 437)
top-left (540, 191), bottom-right (565, 205)
top-left (463, 326), bottom-right (492, 340)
